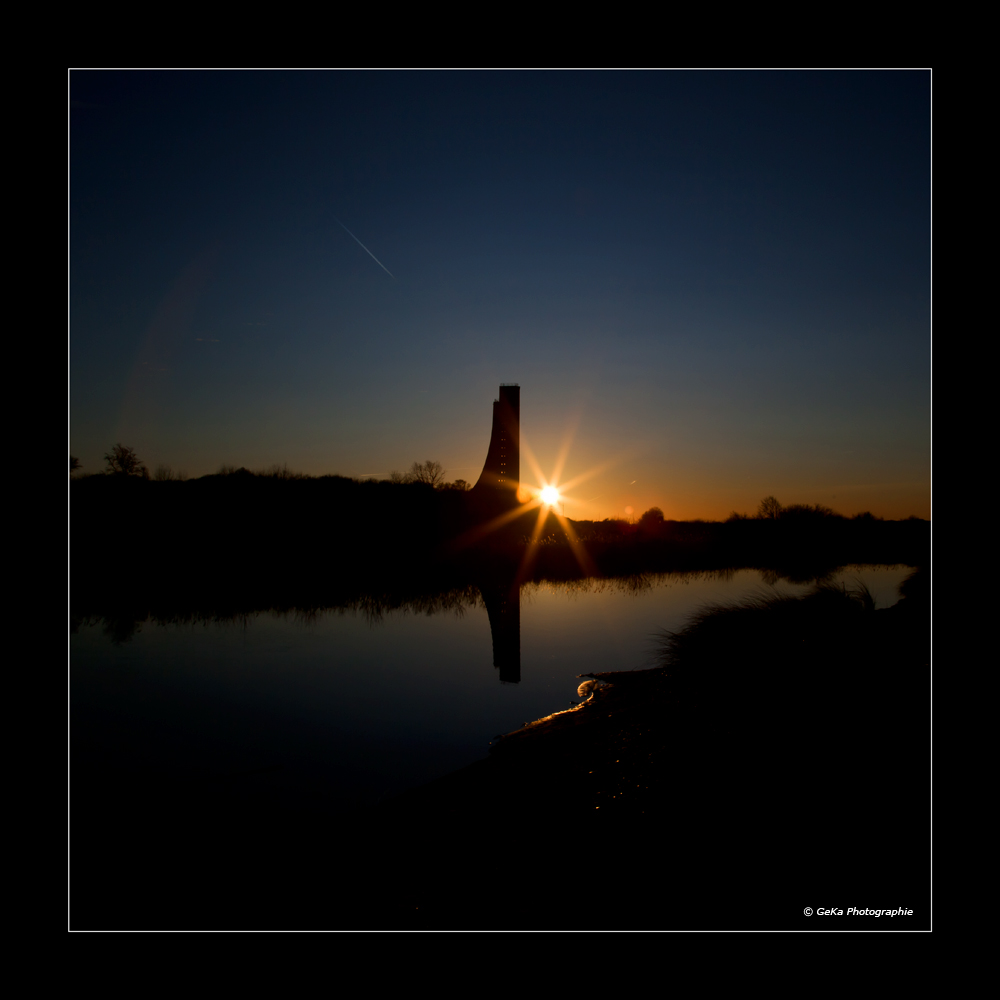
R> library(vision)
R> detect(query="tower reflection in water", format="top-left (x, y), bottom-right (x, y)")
top-left (481, 581), bottom-right (521, 683)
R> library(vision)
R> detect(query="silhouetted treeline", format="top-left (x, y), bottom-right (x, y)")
top-left (70, 469), bottom-right (474, 614)
top-left (70, 470), bottom-right (928, 618)
top-left (564, 508), bottom-right (928, 581)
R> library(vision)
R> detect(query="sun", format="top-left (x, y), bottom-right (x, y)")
top-left (540, 485), bottom-right (561, 507)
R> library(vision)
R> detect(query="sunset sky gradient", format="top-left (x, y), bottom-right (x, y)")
top-left (70, 71), bottom-right (930, 520)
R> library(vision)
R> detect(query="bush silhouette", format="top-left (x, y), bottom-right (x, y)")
top-left (638, 507), bottom-right (665, 534)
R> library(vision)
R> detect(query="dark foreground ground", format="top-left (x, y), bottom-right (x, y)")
top-left (71, 575), bottom-right (930, 931)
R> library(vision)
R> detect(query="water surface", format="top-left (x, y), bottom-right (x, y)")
top-left (72, 565), bottom-right (912, 814)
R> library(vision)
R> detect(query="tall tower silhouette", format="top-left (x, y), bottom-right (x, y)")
top-left (470, 384), bottom-right (523, 681)
top-left (472, 384), bottom-right (520, 506)
top-left (481, 581), bottom-right (521, 683)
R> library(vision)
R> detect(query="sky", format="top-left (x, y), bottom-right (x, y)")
top-left (69, 71), bottom-right (930, 521)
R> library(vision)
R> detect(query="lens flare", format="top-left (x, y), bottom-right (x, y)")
top-left (448, 415), bottom-right (636, 582)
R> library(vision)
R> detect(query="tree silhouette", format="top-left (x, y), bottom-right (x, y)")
top-left (409, 460), bottom-right (445, 487)
top-left (104, 444), bottom-right (147, 478)
top-left (71, 456), bottom-right (81, 473)
top-left (757, 496), bottom-right (782, 520)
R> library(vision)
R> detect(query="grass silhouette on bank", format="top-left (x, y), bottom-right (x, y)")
top-left (342, 569), bottom-right (929, 928)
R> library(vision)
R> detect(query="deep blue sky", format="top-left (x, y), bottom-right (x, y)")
top-left (70, 71), bottom-right (930, 519)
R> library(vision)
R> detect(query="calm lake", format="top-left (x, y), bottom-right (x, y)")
top-left (71, 565), bottom-right (913, 816)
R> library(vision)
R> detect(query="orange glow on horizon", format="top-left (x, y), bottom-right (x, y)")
top-left (448, 422), bottom-right (615, 579)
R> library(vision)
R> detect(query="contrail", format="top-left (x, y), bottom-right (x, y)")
top-left (335, 217), bottom-right (395, 278)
